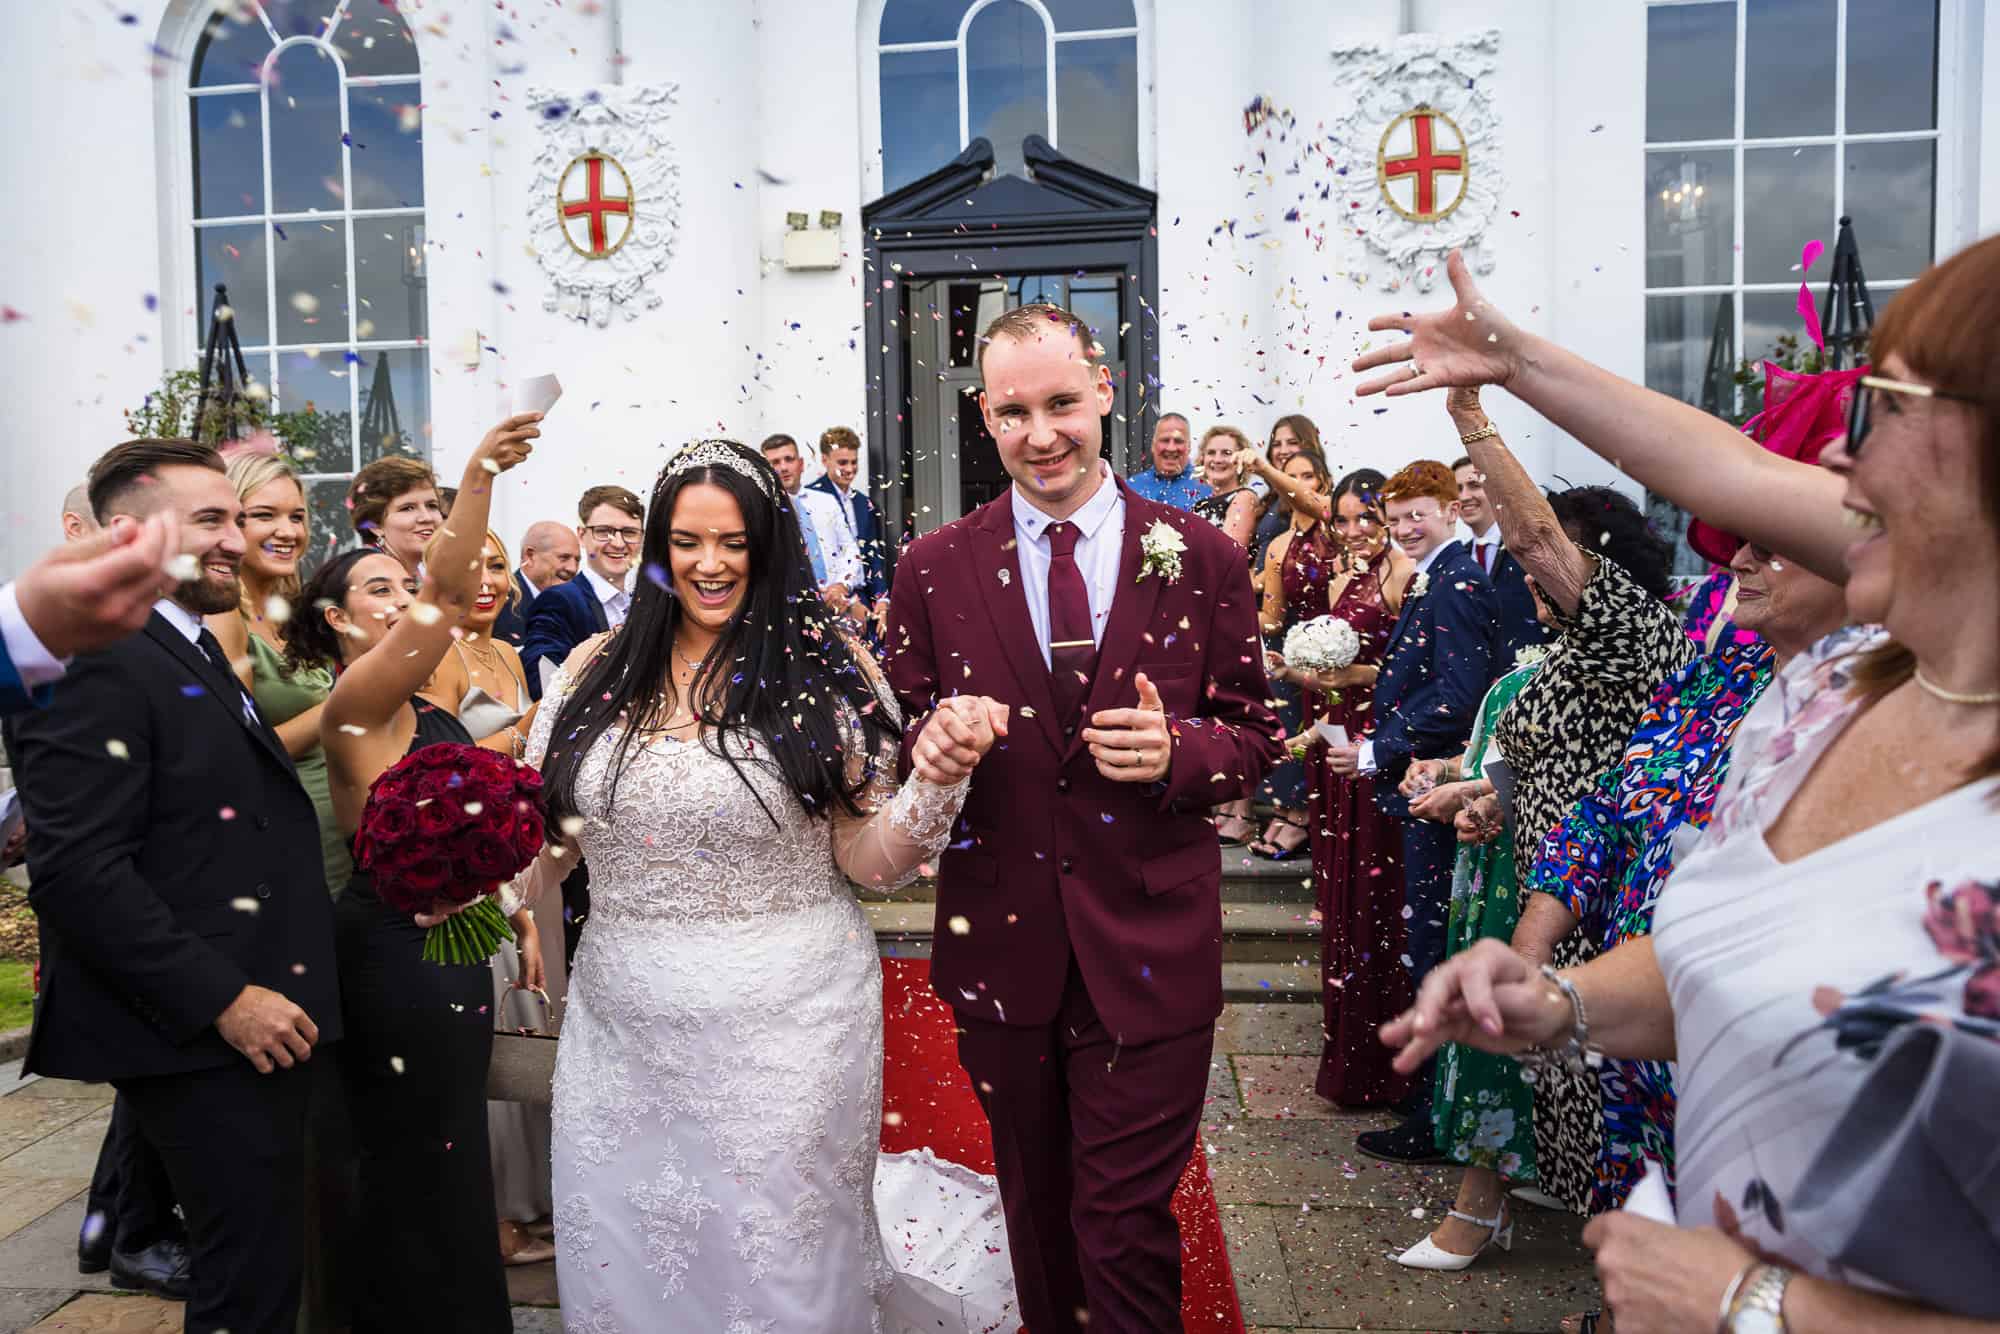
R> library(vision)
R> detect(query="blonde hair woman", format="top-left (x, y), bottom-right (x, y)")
top-left (1193, 424), bottom-right (1262, 551)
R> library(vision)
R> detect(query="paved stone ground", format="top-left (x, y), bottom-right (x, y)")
top-left (0, 1009), bottom-right (1601, 1332)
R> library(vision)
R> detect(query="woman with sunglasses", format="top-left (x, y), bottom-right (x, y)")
top-left (1361, 241), bottom-right (2000, 1331)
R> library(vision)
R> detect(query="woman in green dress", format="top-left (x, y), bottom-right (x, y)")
top-left (207, 453), bottom-right (352, 897)
top-left (1388, 657), bottom-right (1542, 1270)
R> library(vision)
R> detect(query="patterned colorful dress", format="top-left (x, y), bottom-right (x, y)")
top-left (1311, 546), bottom-right (1411, 1107)
top-left (1522, 639), bottom-right (1776, 1211)
top-left (1433, 663), bottom-right (1540, 1178)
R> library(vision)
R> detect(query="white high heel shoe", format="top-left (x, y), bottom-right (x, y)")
top-left (1393, 1203), bottom-right (1514, 1271)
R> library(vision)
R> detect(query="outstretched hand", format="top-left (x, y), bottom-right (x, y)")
top-left (1351, 250), bottom-right (1524, 399)
top-left (473, 412), bottom-right (543, 476)
top-left (1082, 672), bottom-right (1172, 783)
top-left (1377, 937), bottom-right (1570, 1074)
top-left (911, 694), bottom-right (1010, 785)
top-left (14, 513), bottom-right (181, 659)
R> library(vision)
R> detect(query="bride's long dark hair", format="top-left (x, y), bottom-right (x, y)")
top-left (538, 441), bottom-right (900, 831)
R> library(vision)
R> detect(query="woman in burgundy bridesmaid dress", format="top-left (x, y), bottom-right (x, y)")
top-left (1309, 470), bottom-right (1419, 1107)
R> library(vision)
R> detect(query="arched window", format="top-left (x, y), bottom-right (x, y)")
top-left (177, 0), bottom-right (429, 572)
top-left (872, 0), bottom-right (1143, 193)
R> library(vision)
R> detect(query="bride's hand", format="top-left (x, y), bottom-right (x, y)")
top-left (1378, 937), bottom-right (1571, 1073)
top-left (1352, 250), bottom-right (1524, 398)
top-left (911, 695), bottom-right (1010, 785)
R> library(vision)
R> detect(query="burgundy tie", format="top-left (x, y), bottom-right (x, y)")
top-left (1044, 521), bottom-right (1097, 726)
top-left (1481, 542), bottom-right (1496, 575)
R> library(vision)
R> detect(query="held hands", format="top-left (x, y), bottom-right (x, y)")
top-left (1377, 937), bottom-right (1570, 1075)
top-left (216, 984), bottom-right (319, 1074)
top-left (911, 695), bottom-right (1010, 785)
top-left (1082, 673), bottom-right (1172, 783)
top-left (1351, 250), bottom-right (1523, 399)
top-left (14, 514), bottom-right (181, 659)
top-left (473, 413), bottom-right (542, 476)
top-left (1453, 791), bottom-right (1504, 844)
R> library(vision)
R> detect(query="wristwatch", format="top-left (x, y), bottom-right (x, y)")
top-left (1722, 1263), bottom-right (1791, 1334)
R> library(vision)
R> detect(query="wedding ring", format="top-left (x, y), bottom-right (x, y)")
top-left (1409, 361), bottom-right (1424, 378)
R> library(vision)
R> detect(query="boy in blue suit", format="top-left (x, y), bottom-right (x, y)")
top-left (1326, 460), bottom-right (1500, 1161)
top-left (807, 427), bottom-right (892, 617)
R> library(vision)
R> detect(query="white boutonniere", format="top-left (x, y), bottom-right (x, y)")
top-left (1512, 643), bottom-right (1550, 670)
top-left (1137, 520), bottom-right (1186, 584)
top-left (1407, 571), bottom-right (1430, 601)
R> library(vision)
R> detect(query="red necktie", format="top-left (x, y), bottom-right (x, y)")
top-left (1045, 521), bottom-right (1097, 725)
top-left (1480, 542), bottom-right (1496, 574)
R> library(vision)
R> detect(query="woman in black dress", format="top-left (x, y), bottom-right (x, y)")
top-left (306, 414), bottom-right (543, 1332)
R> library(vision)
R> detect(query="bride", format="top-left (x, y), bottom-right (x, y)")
top-left (517, 440), bottom-right (1013, 1331)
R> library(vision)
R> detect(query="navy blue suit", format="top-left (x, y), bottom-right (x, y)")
top-left (0, 636), bottom-right (50, 717)
top-left (489, 569), bottom-right (538, 647)
top-left (808, 476), bottom-right (891, 602)
top-left (1488, 549), bottom-right (1551, 658)
top-left (520, 574), bottom-right (608, 701)
top-left (1368, 540), bottom-right (1500, 993)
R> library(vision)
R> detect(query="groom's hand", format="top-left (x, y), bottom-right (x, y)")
top-left (1083, 672), bottom-right (1172, 783)
top-left (912, 695), bottom-right (1010, 785)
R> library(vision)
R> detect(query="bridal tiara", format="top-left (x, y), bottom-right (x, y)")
top-left (664, 439), bottom-right (775, 500)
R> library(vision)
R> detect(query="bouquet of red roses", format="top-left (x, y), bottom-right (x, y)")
top-left (354, 742), bottom-right (547, 965)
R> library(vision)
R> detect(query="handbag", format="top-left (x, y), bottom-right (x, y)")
top-left (486, 1030), bottom-right (558, 1106)
top-left (1785, 1021), bottom-right (2000, 1317)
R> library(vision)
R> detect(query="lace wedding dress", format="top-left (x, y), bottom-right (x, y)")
top-left (522, 664), bottom-right (1015, 1333)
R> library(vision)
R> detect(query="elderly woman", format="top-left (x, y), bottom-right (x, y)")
top-left (1370, 239), bottom-right (2000, 1330)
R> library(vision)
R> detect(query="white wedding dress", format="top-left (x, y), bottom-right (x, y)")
top-left (522, 664), bottom-right (1017, 1333)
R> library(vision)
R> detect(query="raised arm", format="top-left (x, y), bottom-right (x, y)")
top-left (1447, 388), bottom-right (1593, 615)
top-left (1354, 249), bottom-right (1851, 584)
top-left (1239, 447), bottom-right (1331, 523)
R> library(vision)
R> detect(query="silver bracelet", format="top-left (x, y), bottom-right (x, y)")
top-left (1715, 1261), bottom-right (1758, 1334)
top-left (1517, 964), bottom-right (1604, 1086)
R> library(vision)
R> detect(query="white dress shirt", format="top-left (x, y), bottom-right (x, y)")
top-left (0, 581), bottom-right (66, 691)
top-left (581, 565), bottom-right (632, 629)
top-left (1356, 538), bottom-right (1454, 776)
top-left (796, 488), bottom-right (865, 589)
top-left (1468, 525), bottom-right (1501, 575)
top-left (1011, 465), bottom-right (1125, 670)
top-left (155, 598), bottom-right (261, 724)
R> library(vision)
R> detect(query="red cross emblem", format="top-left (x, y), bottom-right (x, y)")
top-left (557, 151), bottom-right (635, 259)
top-left (1377, 107), bottom-right (1469, 222)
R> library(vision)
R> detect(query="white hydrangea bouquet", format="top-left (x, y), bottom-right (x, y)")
top-left (1280, 615), bottom-right (1361, 674)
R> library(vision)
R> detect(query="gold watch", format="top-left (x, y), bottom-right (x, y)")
top-left (1723, 1263), bottom-right (1791, 1334)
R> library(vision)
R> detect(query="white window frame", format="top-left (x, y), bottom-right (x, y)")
top-left (859, 0), bottom-right (1154, 198)
top-left (1641, 0), bottom-right (1969, 396)
top-left (153, 0), bottom-right (428, 483)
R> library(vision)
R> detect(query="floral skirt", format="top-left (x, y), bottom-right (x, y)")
top-left (1432, 837), bottom-right (1537, 1180)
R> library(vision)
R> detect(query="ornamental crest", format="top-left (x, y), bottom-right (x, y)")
top-left (1327, 29), bottom-right (1503, 292)
top-left (527, 85), bottom-right (682, 325)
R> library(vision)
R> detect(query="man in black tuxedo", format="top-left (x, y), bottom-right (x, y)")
top-left (7, 439), bottom-right (339, 1333)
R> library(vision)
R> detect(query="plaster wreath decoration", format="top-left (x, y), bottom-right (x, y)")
top-left (1138, 520), bottom-right (1187, 584)
top-left (526, 84), bottom-right (683, 326)
top-left (1325, 28), bottom-right (1505, 292)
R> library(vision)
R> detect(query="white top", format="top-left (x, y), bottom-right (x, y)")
top-left (1010, 464), bottom-right (1124, 670)
top-left (1653, 625), bottom-right (2000, 1284)
top-left (152, 597), bottom-right (205, 645)
top-left (796, 487), bottom-right (865, 589)
top-left (0, 581), bottom-right (66, 690)
top-left (580, 565), bottom-right (631, 629)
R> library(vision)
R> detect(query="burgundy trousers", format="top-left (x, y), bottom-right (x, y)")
top-left (955, 965), bottom-right (1214, 1334)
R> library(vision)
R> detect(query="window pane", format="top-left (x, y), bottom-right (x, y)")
top-left (1843, 140), bottom-right (1935, 281)
top-left (1742, 289), bottom-right (1815, 366)
top-left (357, 349), bottom-right (432, 463)
top-left (1645, 149), bottom-right (1735, 287)
top-left (196, 224), bottom-right (270, 348)
top-left (354, 221), bottom-right (426, 341)
top-left (1056, 36), bottom-right (1138, 179)
top-left (268, 44), bottom-right (344, 213)
top-left (274, 348), bottom-right (356, 471)
top-left (1645, 2), bottom-right (1735, 142)
top-left (274, 219), bottom-right (349, 343)
top-left (1846, 0), bottom-right (1937, 132)
top-left (301, 474), bottom-right (355, 576)
top-left (881, 0), bottom-right (970, 44)
top-left (1743, 145), bottom-right (1834, 282)
top-left (192, 92), bottom-right (263, 217)
top-left (1745, 0), bottom-right (1836, 138)
top-left (880, 49), bottom-right (960, 192)
top-left (1645, 292), bottom-right (1732, 409)
top-left (347, 86), bottom-right (425, 209)
top-left (1066, 278), bottom-right (1120, 348)
top-left (967, 0), bottom-right (1049, 176)
top-left (327, 8), bottom-right (419, 77)
top-left (258, 1), bottom-right (341, 42)
top-left (191, 8), bottom-right (271, 87)
top-left (1046, 0), bottom-right (1136, 31)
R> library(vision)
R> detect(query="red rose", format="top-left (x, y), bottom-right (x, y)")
top-left (416, 797), bottom-right (464, 838)
top-left (367, 797), bottom-right (419, 843)
top-left (464, 832), bottom-right (523, 882)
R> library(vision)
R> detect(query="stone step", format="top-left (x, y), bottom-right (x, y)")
top-left (864, 848), bottom-right (1317, 906)
top-left (865, 899), bottom-right (1327, 975)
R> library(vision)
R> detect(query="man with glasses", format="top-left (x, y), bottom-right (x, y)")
top-left (523, 484), bottom-right (644, 700)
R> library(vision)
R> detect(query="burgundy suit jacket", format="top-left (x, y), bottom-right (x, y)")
top-left (885, 476), bottom-right (1282, 1045)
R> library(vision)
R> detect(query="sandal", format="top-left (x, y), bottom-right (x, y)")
top-left (1215, 814), bottom-right (1256, 845)
top-left (1251, 816), bottom-right (1309, 860)
top-left (1563, 1313), bottom-right (1605, 1334)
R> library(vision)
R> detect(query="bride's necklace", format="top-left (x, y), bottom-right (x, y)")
top-left (1914, 668), bottom-right (2000, 706)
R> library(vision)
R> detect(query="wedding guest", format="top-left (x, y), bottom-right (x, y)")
top-left (1455, 454), bottom-right (1549, 655)
top-left (1676, 566), bottom-right (1760, 652)
top-left (1324, 457), bottom-right (1499, 1161)
top-left (1302, 469), bottom-right (1417, 1106)
top-left (1250, 447), bottom-right (1338, 859)
top-left (1191, 425), bottom-right (1260, 552)
top-left (437, 486), bottom-right (459, 517)
top-left (491, 520), bottom-right (579, 646)
top-left (763, 434), bottom-right (866, 617)
top-left (0, 514), bottom-right (181, 716)
top-left (810, 425), bottom-right (893, 612)
top-left (417, 527), bottom-right (560, 1268)
top-left (1127, 412), bottom-right (1212, 510)
top-left (346, 456), bottom-right (441, 574)
top-left (208, 453), bottom-right (352, 896)
top-left (1368, 240), bottom-right (2000, 1329)
top-left (60, 484), bottom-right (97, 542)
top-left (8, 438), bottom-right (336, 1327)
top-left (312, 413), bottom-right (542, 1333)
top-left (1248, 415), bottom-right (1324, 573)
top-left (522, 484), bottom-right (644, 700)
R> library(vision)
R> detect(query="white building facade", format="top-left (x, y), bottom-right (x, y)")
top-left (1, 0), bottom-right (1993, 576)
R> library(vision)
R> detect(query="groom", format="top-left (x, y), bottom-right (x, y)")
top-left (886, 304), bottom-right (1281, 1332)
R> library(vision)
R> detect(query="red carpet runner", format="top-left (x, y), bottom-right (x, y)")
top-left (879, 956), bottom-right (1246, 1334)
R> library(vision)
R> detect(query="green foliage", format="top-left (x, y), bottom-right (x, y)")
top-left (1727, 332), bottom-right (1827, 427)
top-left (123, 366), bottom-right (353, 470)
